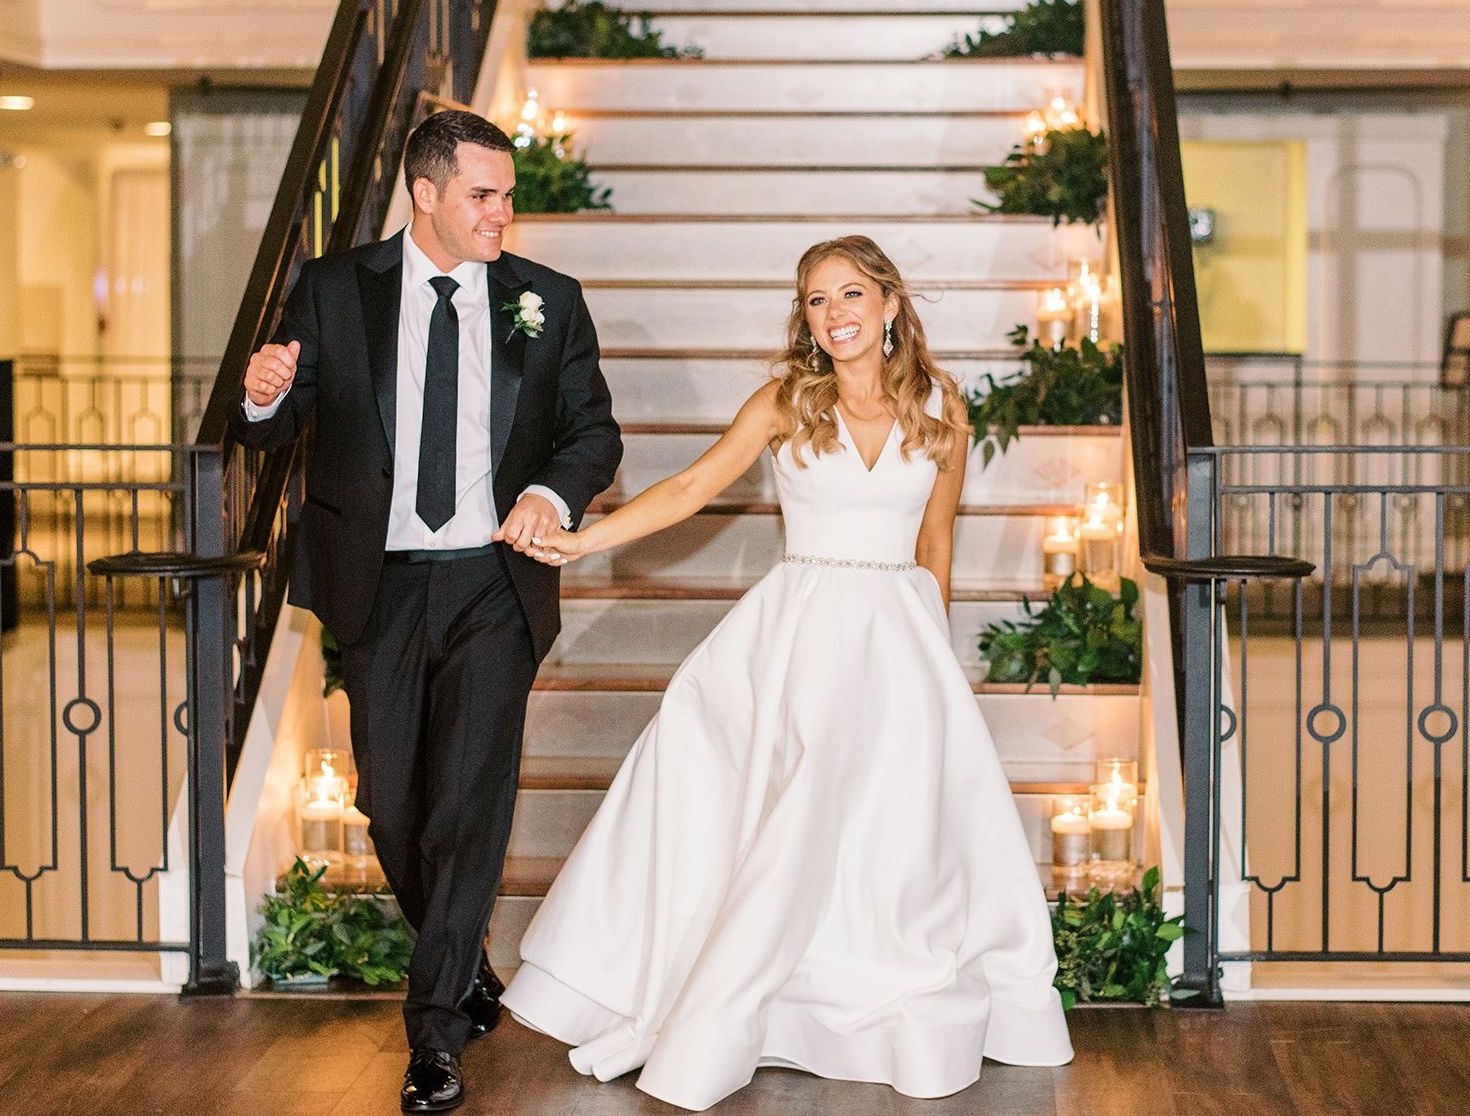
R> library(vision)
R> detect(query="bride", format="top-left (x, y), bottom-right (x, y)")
top-left (501, 235), bottom-right (1074, 1110)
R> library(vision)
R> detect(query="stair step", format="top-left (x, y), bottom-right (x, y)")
top-left (561, 577), bottom-right (1043, 601)
top-left (647, 13), bottom-right (1005, 61)
top-left (561, 111), bottom-right (1031, 169)
top-left (532, 662), bottom-right (1140, 696)
top-left (506, 786), bottom-right (1137, 863)
top-left (608, 427), bottom-right (1122, 505)
top-left (599, 352), bottom-right (1025, 421)
top-left (569, 507), bottom-right (1060, 581)
top-left (505, 216), bottom-right (1098, 283)
top-left (637, 0), bottom-right (1028, 12)
top-left (552, 595), bottom-right (1031, 666)
top-left (523, 59), bottom-right (1083, 113)
top-left (582, 283), bottom-right (1041, 350)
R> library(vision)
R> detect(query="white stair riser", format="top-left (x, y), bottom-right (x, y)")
top-left (526, 689), bottom-right (1140, 783)
top-left (583, 285), bottom-right (1038, 350)
top-left (653, 14), bottom-right (1005, 60)
top-left (523, 61), bottom-right (1084, 113)
top-left (570, 114), bottom-right (1028, 169)
top-left (505, 219), bottom-right (1101, 282)
top-left (488, 896), bottom-right (538, 972)
top-left (605, 356), bottom-right (1024, 422)
top-left (572, 511), bottom-right (1050, 584)
top-left (634, 0), bottom-right (1030, 11)
top-left (595, 168), bottom-right (998, 216)
top-left (549, 597), bottom-right (1023, 667)
top-left (509, 788), bottom-right (1140, 866)
top-left (611, 430), bottom-right (1123, 505)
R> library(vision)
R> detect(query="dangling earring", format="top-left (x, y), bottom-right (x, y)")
top-left (882, 318), bottom-right (895, 359)
top-left (807, 337), bottom-right (823, 373)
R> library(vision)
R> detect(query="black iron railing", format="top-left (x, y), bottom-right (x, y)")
top-left (0, 0), bottom-right (497, 994)
top-left (1100, 0), bottom-right (1311, 1006)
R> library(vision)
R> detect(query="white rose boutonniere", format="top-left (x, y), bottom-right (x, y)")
top-left (503, 290), bottom-right (545, 340)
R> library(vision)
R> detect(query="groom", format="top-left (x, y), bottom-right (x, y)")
top-left (230, 110), bottom-right (622, 1111)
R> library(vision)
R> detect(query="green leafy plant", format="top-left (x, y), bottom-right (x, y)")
top-left (251, 858), bottom-right (412, 986)
top-left (968, 324), bottom-right (1123, 467)
top-left (946, 0), bottom-right (1083, 58)
top-left (512, 133), bottom-right (613, 213)
top-left (1052, 866), bottom-right (1191, 1008)
top-left (979, 574), bottom-right (1142, 696)
top-left (528, 0), bottom-right (702, 59)
top-left (978, 127), bottom-right (1108, 226)
top-left (322, 627), bottom-right (343, 698)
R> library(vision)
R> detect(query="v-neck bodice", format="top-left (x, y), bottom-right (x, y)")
top-left (773, 381), bottom-right (944, 565)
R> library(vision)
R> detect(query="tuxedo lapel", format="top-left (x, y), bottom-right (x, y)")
top-left (488, 255), bottom-right (532, 472)
top-left (358, 233), bottom-right (403, 458)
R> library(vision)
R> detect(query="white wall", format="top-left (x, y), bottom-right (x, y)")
top-left (1180, 110), bottom-right (1450, 366)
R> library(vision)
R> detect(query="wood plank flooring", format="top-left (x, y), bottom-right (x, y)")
top-left (1, 994), bottom-right (1465, 1115)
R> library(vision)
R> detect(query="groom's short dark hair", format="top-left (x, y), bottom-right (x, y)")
top-left (404, 110), bottom-right (514, 194)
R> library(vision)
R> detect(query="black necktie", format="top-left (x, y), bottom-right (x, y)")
top-left (416, 274), bottom-right (460, 531)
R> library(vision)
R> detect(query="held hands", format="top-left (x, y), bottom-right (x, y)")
top-left (244, 340), bottom-right (300, 406)
top-left (493, 493), bottom-right (575, 563)
top-left (526, 528), bottom-right (584, 567)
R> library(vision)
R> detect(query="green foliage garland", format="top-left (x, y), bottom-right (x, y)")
top-left (528, 1), bottom-right (702, 59)
top-left (968, 324), bottom-right (1123, 468)
top-left (979, 127), bottom-right (1109, 226)
top-left (513, 134), bottom-right (613, 214)
top-left (946, 0), bottom-right (1084, 58)
top-left (321, 627), bottom-right (343, 698)
top-left (979, 574), bottom-right (1142, 696)
top-left (251, 859), bottom-right (412, 986)
top-left (1052, 867), bottom-right (1191, 1008)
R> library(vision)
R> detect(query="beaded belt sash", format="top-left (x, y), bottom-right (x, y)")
top-left (783, 553), bottom-right (917, 573)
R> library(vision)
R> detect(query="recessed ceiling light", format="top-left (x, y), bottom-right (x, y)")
top-left (0, 96), bottom-right (35, 112)
top-left (144, 120), bottom-right (172, 137)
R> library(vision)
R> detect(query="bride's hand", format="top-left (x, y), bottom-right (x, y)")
top-left (528, 528), bottom-right (585, 566)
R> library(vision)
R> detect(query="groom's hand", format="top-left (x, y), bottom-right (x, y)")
top-left (244, 340), bottom-right (300, 406)
top-left (494, 493), bottom-right (562, 554)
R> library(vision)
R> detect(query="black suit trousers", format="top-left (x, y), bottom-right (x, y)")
top-left (341, 545), bottom-right (537, 1053)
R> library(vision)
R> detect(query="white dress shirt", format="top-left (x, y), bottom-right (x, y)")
top-left (244, 228), bottom-right (569, 549)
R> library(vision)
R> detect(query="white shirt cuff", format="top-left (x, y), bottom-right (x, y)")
top-left (521, 485), bottom-right (572, 528)
top-left (242, 388), bottom-right (288, 421)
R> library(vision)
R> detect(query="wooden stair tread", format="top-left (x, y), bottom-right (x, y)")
top-left (583, 277), bottom-right (1057, 290)
top-left (593, 163), bottom-right (996, 173)
top-left (587, 497), bottom-right (1081, 516)
top-left (499, 857), bottom-right (1140, 902)
top-left (601, 347), bottom-right (1020, 360)
top-left (616, 421), bottom-right (1120, 437)
top-left (561, 576), bottom-right (1045, 602)
top-left (557, 109), bottom-right (1032, 120)
top-left (534, 662), bottom-right (1140, 696)
top-left (528, 56), bottom-right (1081, 67)
top-left (515, 212), bottom-right (1070, 223)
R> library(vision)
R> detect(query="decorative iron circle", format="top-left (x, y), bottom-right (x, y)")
top-left (1418, 703), bottom-right (1459, 746)
top-left (62, 697), bottom-right (102, 737)
top-left (1218, 704), bottom-right (1239, 744)
top-left (173, 700), bottom-right (189, 737)
top-left (1306, 702), bottom-right (1346, 745)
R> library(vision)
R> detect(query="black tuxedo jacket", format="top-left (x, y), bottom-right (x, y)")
top-left (227, 232), bottom-right (622, 659)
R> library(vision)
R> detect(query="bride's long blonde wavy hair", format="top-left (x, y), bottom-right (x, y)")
top-left (772, 236), bottom-right (968, 469)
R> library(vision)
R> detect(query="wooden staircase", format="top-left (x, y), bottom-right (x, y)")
top-left (485, 1), bottom-right (1137, 971)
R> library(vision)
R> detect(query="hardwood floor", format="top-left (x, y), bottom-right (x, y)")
top-left (0, 994), bottom-right (1464, 1115)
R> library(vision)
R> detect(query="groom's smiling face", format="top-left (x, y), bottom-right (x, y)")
top-left (412, 141), bottom-right (516, 267)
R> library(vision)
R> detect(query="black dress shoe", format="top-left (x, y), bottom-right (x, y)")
top-left (401, 1047), bottom-right (463, 1113)
top-left (464, 959), bottom-right (504, 1039)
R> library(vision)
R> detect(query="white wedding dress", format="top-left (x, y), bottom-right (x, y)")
top-left (501, 384), bottom-right (1073, 1110)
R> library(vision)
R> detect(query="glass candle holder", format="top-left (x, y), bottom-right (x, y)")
top-left (1050, 797), bottom-right (1092, 868)
top-left (300, 748), bottom-right (350, 863)
top-left (342, 782), bottom-right (373, 868)
top-left (1078, 482), bottom-right (1124, 589)
top-left (1035, 286), bottom-right (1071, 348)
top-left (1089, 782), bottom-right (1137, 866)
top-left (1041, 515), bottom-right (1079, 591)
top-left (1095, 758), bottom-right (1139, 804)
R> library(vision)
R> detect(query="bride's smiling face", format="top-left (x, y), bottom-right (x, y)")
top-left (803, 255), bottom-right (899, 367)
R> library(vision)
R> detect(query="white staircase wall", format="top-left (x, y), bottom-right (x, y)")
top-left (523, 60), bottom-right (1083, 113)
top-left (650, 13), bottom-right (1005, 60)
